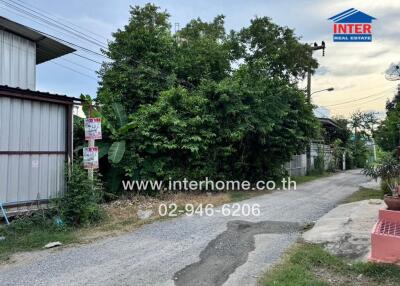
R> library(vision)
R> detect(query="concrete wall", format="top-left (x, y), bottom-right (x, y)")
top-left (285, 144), bottom-right (333, 176)
top-left (0, 30), bottom-right (36, 90)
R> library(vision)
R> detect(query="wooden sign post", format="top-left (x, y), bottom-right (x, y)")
top-left (83, 106), bottom-right (102, 180)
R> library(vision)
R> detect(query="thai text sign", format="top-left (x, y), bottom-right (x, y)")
top-left (84, 118), bottom-right (102, 140)
top-left (83, 147), bottom-right (99, 169)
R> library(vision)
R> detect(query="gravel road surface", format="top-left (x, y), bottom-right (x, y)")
top-left (0, 170), bottom-right (369, 286)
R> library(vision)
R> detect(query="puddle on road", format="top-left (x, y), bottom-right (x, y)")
top-left (173, 220), bottom-right (301, 286)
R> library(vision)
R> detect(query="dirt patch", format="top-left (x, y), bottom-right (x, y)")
top-left (78, 192), bottom-right (232, 241)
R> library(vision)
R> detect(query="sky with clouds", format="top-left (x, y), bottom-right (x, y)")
top-left (1, 0), bottom-right (399, 118)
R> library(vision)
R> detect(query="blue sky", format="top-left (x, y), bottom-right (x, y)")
top-left (1, 0), bottom-right (399, 117)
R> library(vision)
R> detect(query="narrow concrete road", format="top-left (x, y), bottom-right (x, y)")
top-left (0, 170), bottom-right (369, 286)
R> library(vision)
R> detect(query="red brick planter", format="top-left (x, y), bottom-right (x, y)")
top-left (369, 209), bottom-right (400, 263)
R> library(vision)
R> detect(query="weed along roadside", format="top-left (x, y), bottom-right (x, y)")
top-left (260, 184), bottom-right (400, 286)
top-left (261, 243), bottom-right (400, 286)
top-left (0, 172), bottom-right (327, 262)
top-left (1, 2), bottom-right (400, 286)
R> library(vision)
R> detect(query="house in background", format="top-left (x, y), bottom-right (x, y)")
top-left (0, 17), bottom-right (78, 212)
top-left (285, 108), bottom-right (342, 176)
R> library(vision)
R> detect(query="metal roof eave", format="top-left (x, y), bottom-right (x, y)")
top-left (0, 16), bottom-right (76, 64)
top-left (0, 85), bottom-right (81, 105)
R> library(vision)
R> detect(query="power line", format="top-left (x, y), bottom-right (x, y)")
top-left (51, 61), bottom-right (98, 80)
top-left (1, 4), bottom-right (196, 88)
top-left (325, 88), bottom-right (393, 107)
top-left (0, 36), bottom-right (98, 79)
top-left (12, 0), bottom-right (109, 42)
top-left (60, 57), bottom-right (98, 73)
top-left (0, 0), bottom-right (108, 49)
top-left (333, 94), bottom-right (391, 110)
top-left (29, 26), bottom-right (108, 59)
top-left (0, 4), bottom-right (104, 64)
top-left (71, 53), bottom-right (102, 65)
top-left (0, 1), bottom-right (109, 59)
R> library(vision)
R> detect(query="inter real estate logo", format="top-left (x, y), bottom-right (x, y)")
top-left (328, 8), bottom-right (376, 42)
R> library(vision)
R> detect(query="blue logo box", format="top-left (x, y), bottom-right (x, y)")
top-left (333, 34), bottom-right (372, 42)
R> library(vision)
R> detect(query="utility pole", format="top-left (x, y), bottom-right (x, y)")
top-left (397, 123), bottom-right (400, 161)
top-left (306, 41), bottom-right (326, 173)
top-left (306, 41), bottom-right (326, 103)
top-left (88, 105), bottom-right (94, 181)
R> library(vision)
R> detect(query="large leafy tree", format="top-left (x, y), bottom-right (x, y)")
top-left (93, 5), bottom-right (320, 191)
top-left (173, 15), bottom-right (237, 87)
top-left (97, 4), bottom-right (176, 114)
top-left (239, 17), bottom-right (318, 82)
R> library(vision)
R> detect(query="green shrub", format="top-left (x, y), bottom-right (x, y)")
top-left (312, 154), bottom-right (325, 175)
top-left (7, 210), bottom-right (59, 233)
top-left (381, 180), bottom-right (392, 196)
top-left (56, 162), bottom-right (104, 226)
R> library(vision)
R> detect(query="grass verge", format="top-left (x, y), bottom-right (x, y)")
top-left (342, 187), bottom-right (385, 204)
top-left (0, 212), bottom-right (76, 262)
top-left (261, 242), bottom-right (400, 286)
top-left (291, 172), bottom-right (331, 185)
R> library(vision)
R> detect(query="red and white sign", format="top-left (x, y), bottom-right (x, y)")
top-left (84, 118), bottom-right (102, 140)
top-left (83, 147), bottom-right (99, 169)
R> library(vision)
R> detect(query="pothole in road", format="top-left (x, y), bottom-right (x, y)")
top-left (173, 220), bottom-right (302, 286)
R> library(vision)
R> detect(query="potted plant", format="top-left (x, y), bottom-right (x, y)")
top-left (363, 155), bottom-right (400, 210)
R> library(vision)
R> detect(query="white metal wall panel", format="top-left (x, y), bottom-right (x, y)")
top-left (0, 30), bottom-right (36, 90)
top-left (0, 97), bottom-right (66, 205)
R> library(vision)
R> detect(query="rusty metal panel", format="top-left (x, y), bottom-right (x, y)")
top-left (0, 96), bottom-right (66, 205)
top-left (0, 30), bottom-right (36, 90)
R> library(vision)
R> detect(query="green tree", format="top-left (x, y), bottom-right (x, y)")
top-left (93, 5), bottom-right (321, 192)
top-left (174, 15), bottom-right (236, 87)
top-left (97, 4), bottom-right (176, 114)
top-left (329, 117), bottom-right (351, 146)
top-left (375, 85), bottom-right (400, 152)
top-left (238, 17), bottom-right (318, 82)
top-left (348, 111), bottom-right (377, 168)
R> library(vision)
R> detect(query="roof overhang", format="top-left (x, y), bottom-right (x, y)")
top-left (0, 16), bottom-right (76, 64)
top-left (318, 117), bottom-right (342, 129)
top-left (0, 85), bottom-right (81, 105)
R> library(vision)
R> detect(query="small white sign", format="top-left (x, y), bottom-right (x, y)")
top-left (83, 147), bottom-right (99, 169)
top-left (32, 159), bottom-right (39, 168)
top-left (84, 118), bottom-right (102, 140)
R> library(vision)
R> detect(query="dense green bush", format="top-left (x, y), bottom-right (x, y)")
top-left (311, 154), bottom-right (325, 175)
top-left (56, 162), bottom-right (104, 226)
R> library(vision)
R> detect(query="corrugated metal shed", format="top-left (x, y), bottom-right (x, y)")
top-left (0, 30), bottom-right (36, 90)
top-left (0, 86), bottom-right (76, 208)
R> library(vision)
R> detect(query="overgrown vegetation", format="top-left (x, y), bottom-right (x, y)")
top-left (0, 173), bottom-right (327, 261)
top-left (0, 162), bottom-right (104, 261)
top-left (73, 3), bottom-right (321, 195)
top-left (261, 243), bottom-right (400, 286)
top-left (0, 211), bottom-right (76, 262)
top-left (55, 162), bottom-right (104, 226)
top-left (375, 85), bottom-right (400, 153)
top-left (363, 154), bottom-right (400, 197)
top-left (347, 111), bottom-right (378, 169)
